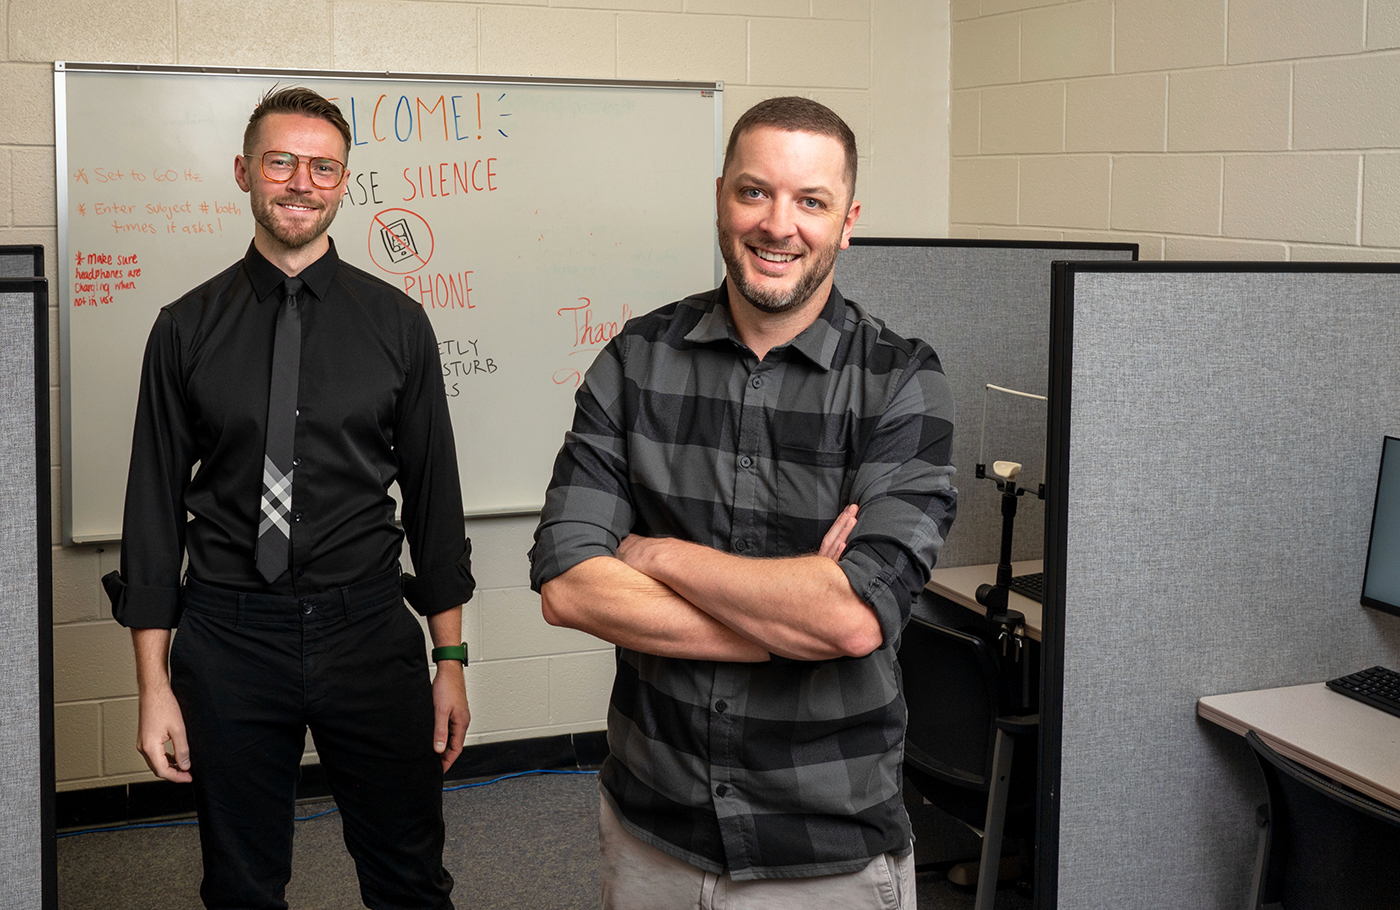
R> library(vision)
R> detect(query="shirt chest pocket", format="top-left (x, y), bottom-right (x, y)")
top-left (773, 442), bottom-right (852, 556)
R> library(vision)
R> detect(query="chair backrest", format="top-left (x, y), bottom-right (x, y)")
top-left (1247, 729), bottom-right (1400, 910)
top-left (899, 616), bottom-right (1003, 789)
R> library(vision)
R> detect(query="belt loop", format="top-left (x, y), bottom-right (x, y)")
top-left (341, 584), bottom-right (353, 623)
top-left (236, 592), bottom-right (245, 630)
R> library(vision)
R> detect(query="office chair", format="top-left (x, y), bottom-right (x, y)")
top-left (898, 615), bottom-right (1038, 910)
top-left (1246, 729), bottom-right (1400, 910)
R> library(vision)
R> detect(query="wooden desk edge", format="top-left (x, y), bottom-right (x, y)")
top-left (1198, 690), bottom-right (1400, 811)
top-left (1196, 698), bottom-right (1249, 738)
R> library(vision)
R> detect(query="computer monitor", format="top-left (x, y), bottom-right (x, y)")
top-left (1362, 435), bottom-right (1400, 618)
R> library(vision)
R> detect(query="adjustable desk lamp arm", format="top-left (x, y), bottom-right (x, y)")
top-left (971, 382), bottom-right (1049, 636)
top-left (974, 460), bottom-right (1028, 629)
top-left (973, 459), bottom-right (1043, 712)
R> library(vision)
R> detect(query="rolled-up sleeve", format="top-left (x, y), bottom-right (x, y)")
top-left (838, 347), bottom-right (957, 647)
top-left (105, 309), bottom-right (195, 629)
top-left (529, 336), bottom-right (635, 592)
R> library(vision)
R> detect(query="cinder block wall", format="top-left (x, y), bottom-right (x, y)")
top-left (949, 0), bottom-right (1400, 262)
top-left (0, 0), bottom-right (949, 792)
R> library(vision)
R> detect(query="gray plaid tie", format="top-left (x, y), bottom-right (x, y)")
top-left (255, 277), bottom-right (302, 583)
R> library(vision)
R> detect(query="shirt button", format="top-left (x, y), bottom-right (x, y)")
top-left (293, 513), bottom-right (302, 522)
top-left (295, 408), bottom-right (300, 417)
top-left (734, 539), bottom-right (747, 553)
top-left (715, 784), bottom-right (730, 798)
top-left (738, 455), bottom-right (752, 469)
top-left (714, 700), bottom-right (728, 714)
top-left (751, 376), bottom-right (763, 389)
top-left (296, 568), bottom-right (306, 577)
top-left (292, 457), bottom-right (301, 466)
top-left (300, 600), bottom-right (314, 615)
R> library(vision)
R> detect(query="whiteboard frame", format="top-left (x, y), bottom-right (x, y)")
top-left (55, 61), bottom-right (725, 544)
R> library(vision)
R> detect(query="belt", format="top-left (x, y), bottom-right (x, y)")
top-left (181, 569), bottom-right (403, 624)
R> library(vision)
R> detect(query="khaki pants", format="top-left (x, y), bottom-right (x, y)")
top-left (599, 798), bottom-right (915, 910)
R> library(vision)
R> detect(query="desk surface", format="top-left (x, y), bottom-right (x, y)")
top-left (925, 560), bottom-right (1043, 641)
top-left (1198, 683), bottom-right (1400, 811)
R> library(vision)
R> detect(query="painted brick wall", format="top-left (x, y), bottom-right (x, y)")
top-left (0, 0), bottom-right (949, 791)
top-left (950, 0), bottom-right (1400, 261)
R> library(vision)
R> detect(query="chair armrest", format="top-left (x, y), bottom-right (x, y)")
top-left (995, 714), bottom-right (1039, 735)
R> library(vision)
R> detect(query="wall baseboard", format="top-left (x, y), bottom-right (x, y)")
top-left (56, 729), bottom-right (608, 832)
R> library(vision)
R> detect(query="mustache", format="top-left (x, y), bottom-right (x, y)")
top-left (742, 237), bottom-right (803, 255)
top-left (270, 196), bottom-right (325, 211)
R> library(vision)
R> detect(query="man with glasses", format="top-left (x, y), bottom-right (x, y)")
top-left (104, 86), bottom-right (471, 910)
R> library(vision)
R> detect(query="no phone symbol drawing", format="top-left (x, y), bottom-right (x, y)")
top-left (382, 219), bottom-right (416, 262)
top-left (368, 208), bottom-right (434, 274)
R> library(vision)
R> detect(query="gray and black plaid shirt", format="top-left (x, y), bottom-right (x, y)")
top-left (530, 284), bottom-right (956, 880)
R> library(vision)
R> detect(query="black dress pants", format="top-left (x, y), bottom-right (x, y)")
top-left (170, 571), bottom-right (454, 910)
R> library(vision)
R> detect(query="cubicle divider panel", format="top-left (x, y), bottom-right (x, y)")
top-left (837, 239), bottom-right (1135, 569)
top-left (1045, 264), bottom-right (1400, 910)
top-left (0, 279), bottom-right (54, 908)
top-left (0, 244), bottom-right (44, 277)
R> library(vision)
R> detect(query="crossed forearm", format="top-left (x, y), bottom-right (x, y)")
top-left (541, 555), bottom-right (771, 662)
top-left (616, 535), bottom-right (881, 660)
top-left (542, 507), bottom-right (881, 661)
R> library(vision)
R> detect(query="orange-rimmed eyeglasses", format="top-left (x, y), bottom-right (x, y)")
top-left (249, 151), bottom-right (347, 189)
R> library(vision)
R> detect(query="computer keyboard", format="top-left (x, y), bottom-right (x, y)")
top-left (1007, 571), bottom-right (1043, 604)
top-left (1326, 666), bottom-right (1400, 720)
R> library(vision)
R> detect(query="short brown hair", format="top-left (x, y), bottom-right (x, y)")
top-left (244, 86), bottom-right (352, 161)
top-left (723, 96), bottom-right (858, 197)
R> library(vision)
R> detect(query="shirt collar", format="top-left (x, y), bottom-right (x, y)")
top-left (685, 282), bottom-right (846, 371)
top-left (243, 237), bottom-right (340, 303)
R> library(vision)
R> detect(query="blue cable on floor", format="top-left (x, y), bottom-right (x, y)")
top-left (56, 768), bottom-right (599, 838)
top-left (442, 768), bottom-right (595, 794)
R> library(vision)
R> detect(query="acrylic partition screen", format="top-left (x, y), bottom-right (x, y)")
top-left (1044, 263), bottom-right (1400, 909)
top-left (0, 279), bottom-right (54, 908)
top-left (56, 63), bottom-right (722, 542)
top-left (836, 239), bottom-right (1136, 569)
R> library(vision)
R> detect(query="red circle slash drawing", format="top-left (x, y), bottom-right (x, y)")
top-left (368, 208), bottom-right (434, 274)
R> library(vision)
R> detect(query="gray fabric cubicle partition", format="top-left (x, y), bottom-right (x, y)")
top-left (1043, 263), bottom-right (1400, 909)
top-left (0, 279), bottom-right (54, 907)
top-left (0, 244), bottom-right (44, 278)
top-left (836, 239), bottom-right (1135, 569)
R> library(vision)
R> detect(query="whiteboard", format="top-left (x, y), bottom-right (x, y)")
top-left (56, 63), bottom-right (722, 543)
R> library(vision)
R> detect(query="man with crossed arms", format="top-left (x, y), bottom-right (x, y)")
top-left (531, 97), bottom-right (957, 909)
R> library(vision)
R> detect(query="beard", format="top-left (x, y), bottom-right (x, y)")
top-left (717, 220), bottom-right (840, 314)
top-left (250, 190), bottom-right (339, 250)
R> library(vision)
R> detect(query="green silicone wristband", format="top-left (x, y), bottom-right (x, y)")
top-left (431, 642), bottom-right (468, 665)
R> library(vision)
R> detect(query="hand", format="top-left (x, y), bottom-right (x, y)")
top-left (431, 660), bottom-right (470, 772)
top-left (819, 503), bottom-right (859, 560)
top-left (137, 684), bottom-right (192, 783)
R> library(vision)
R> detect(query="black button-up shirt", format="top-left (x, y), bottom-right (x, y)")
top-left (106, 240), bottom-right (473, 628)
top-left (530, 285), bottom-right (957, 879)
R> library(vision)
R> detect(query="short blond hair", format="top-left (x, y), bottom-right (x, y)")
top-left (244, 86), bottom-right (352, 161)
